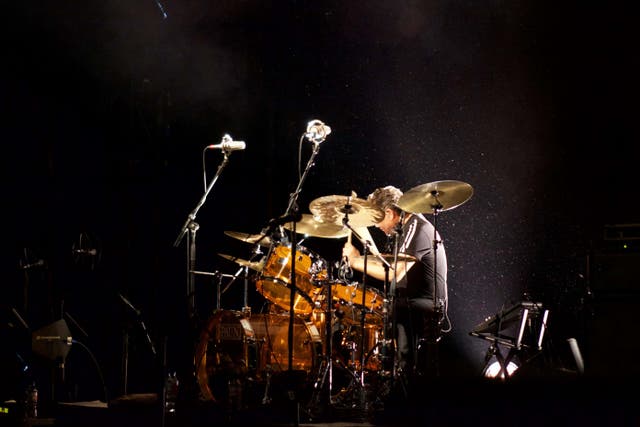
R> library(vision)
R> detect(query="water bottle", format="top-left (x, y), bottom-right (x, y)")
top-left (26, 383), bottom-right (38, 419)
top-left (164, 372), bottom-right (178, 414)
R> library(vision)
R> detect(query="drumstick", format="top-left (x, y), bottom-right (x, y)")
top-left (355, 226), bottom-right (380, 256)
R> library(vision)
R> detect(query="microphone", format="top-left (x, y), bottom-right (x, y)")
top-left (305, 119), bottom-right (331, 144)
top-left (21, 260), bottom-right (45, 270)
top-left (118, 293), bottom-right (141, 316)
top-left (73, 249), bottom-right (98, 256)
top-left (35, 336), bottom-right (73, 345)
top-left (207, 134), bottom-right (246, 152)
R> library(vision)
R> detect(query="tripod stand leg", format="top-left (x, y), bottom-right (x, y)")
top-left (306, 359), bottom-right (331, 420)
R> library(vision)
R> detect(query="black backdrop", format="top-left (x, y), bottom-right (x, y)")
top-left (3, 0), bottom-right (639, 402)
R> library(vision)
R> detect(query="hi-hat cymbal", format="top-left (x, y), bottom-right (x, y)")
top-left (397, 180), bottom-right (473, 214)
top-left (217, 253), bottom-right (265, 271)
top-left (283, 213), bottom-right (351, 238)
top-left (309, 194), bottom-right (384, 227)
top-left (224, 231), bottom-right (272, 246)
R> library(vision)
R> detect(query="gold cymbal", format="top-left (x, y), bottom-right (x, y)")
top-left (397, 180), bottom-right (473, 214)
top-left (217, 253), bottom-right (265, 271)
top-left (309, 194), bottom-right (384, 228)
top-left (224, 231), bottom-right (272, 246)
top-left (283, 213), bottom-right (351, 238)
top-left (353, 253), bottom-right (416, 267)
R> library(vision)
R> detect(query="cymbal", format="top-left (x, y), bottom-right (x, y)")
top-left (283, 213), bottom-right (351, 239)
top-left (217, 253), bottom-right (265, 271)
top-left (353, 253), bottom-right (416, 267)
top-left (224, 231), bottom-right (272, 246)
top-left (309, 194), bottom-right (384, 227)
top-left (397, 180), bottom-right (473, 214)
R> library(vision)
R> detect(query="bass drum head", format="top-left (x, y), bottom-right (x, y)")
top-left (194, 310), bottom-right (257, 403)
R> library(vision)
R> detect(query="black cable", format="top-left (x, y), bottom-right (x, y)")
top-left (71, 340), bottom-right (109, 405)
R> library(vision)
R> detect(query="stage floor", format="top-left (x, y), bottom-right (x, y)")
top-left (6, 375), bottom-right (637, 427)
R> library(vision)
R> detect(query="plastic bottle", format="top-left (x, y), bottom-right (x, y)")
top-left (26, 382), bottom-right (38, 419)
top-left (164, 372), bottom-right (178, 414)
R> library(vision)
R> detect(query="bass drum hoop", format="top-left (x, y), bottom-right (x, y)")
top-left (194, 310), bottom-right (256, 402)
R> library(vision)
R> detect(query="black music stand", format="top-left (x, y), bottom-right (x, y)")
top-left (470, 301), bottom-right (550, 379)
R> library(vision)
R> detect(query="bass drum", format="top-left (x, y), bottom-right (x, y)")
top-left (195, 311), bottom-right (323, 405)
top-left (249, 313), bottom-right (323, 378)
top-left (194, 310), bottom-right (257, 403)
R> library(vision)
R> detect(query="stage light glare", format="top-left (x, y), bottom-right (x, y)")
top-left (483, 361), bottom-right (520, 379)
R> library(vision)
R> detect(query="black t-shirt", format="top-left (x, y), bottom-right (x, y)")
top-left (394, 214), bottom-right (447, 304)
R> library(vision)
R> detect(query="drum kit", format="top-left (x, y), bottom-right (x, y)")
top-left (192, 180), bottom-right (473, 419)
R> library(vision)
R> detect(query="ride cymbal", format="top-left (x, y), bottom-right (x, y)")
top-left (224, 231), bottom-right (272, 246)
top-left (309, 194), bottom-right (384, 227)
top-left (397, 180), bottom-right (473, 214)
top-left (282, 213), bottom-right (351, 238)
top-left (217, 253), bottom-right (265, 271)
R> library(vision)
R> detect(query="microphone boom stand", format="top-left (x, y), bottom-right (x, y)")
top-left (272, 136), bottom-right (323, 426)
top-left (173, 151), bottom-right (234, 322)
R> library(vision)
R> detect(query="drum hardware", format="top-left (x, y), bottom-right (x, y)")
top-left (333, 198), bottom-right (392, 412)
top-left (261, 366), bottom-right (273, 405)
top-left (306, 274), bottom-right (337, 415)
top-left (173, 137), bottom-right (244, 321)
top-left (118, 293), bottom-right (157, 396)
top-left (257, 120), bottom-right (329, 425)
top-left (397, 180), bottom-right (474, 374)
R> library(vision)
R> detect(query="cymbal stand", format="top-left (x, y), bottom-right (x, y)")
top-left (241, 265), bottom-right (251, 316)
top-left (307, 268), bottom-right (336, 419)
top-left (341, 212), bottom-right (391, 394)
top-left (389, 213), bottom-right (403, 379)
top-left (428, 200), bottom-right (444, 376)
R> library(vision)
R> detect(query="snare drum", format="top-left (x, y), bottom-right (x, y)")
top-left (255, 244), bottom-right (328, 315)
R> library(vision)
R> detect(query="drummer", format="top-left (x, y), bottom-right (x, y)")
top-left (341, 185), bottom-right (448, 376)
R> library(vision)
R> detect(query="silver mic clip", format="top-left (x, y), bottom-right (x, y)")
top-left (305, 119), bottom-right (331, 144)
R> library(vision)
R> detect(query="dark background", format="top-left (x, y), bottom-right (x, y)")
top-left (2, 0), bottom-right (639, 405)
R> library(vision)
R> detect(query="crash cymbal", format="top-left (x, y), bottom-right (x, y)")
top-left (397, 180), bottom-right (473, 214)
top-left (283, 213), bottom-right (351, 238)
top-left (309, 194), bottom-right (384, 228)
top-left (217, 253), bottom-right (265, 271)
top-left (224, 231), bottom-right (272, 246)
